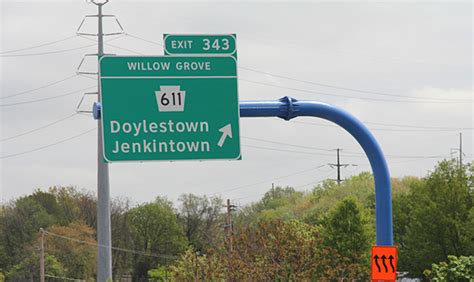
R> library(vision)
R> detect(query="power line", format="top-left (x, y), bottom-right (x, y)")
top-left (125, 33), bottom-right (164, 46)
top-left (0, 35), bottom-right (78, 54)
top-left (239, 78), bottom-right (467, 104)
top-left (44, 274), bottom-right (78, 281)
top-left (233, 171), bottom-right (334, 201)
top-left (363, 121), bottom-right (474, 131)
top-left (106, 42), bottom-right (144, 55)
top-left (243, 135), bottom-right (364, 156)
top-left (43, 230), bottom-right (177, 259)
top-left (239, 66), bottom-right (472, 103)
top-left (210, 165), bottom-right (325, 196)
top-left (1, 74), bottom-right (78, 100)
top-left (244, 144), bottom-right (344, 157)
top-left (242, 136), bottom-right (334, 152)
top-left (79, 33), bottom-right (137, 54)
top-left (244, 143), bottom-right (449, 160)
top-left (294, 171), bottom-right (336, 189)
top-left (291, 120), bottom-right (474, 132)
top-left (0, 113), bottom-right (79, 142)
top-left (0, 128), bottom-right (96, 159)
top-left (243, 136), bottom-right (363, 156)
top-left (0, 86), bottom-right (95, 107)
top-left (0, 43), bottom-right (97, 57)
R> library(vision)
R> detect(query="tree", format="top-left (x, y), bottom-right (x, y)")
top-left (148, 265), bottom-right (171, 281)
top-left (128, 198), bottom-right (187, 279)
top-left (111, 197), bottom-right (134, 278)
top-left (320, 197), bottom-right (372, 280)
top-left (236, 186), bottom-right (305, 226)
top-left (170, 248), bottom-right (225, 281)
top-left (400, 160), bottom-right (473, 276)
top-left (6, 253), bottom-right (65, 281)
top-left (48, 186), bottom-right (82, 225)
top-left (44, 222), bottom-right (97, 280)
top-left (0, 197), bottom-right (55, 268)
top-left (177, 194), bottom-right (223, 252)
top-left (423, 255), bottom-right (474, 281)
top-left (227, 220), bottom-right (332, 280)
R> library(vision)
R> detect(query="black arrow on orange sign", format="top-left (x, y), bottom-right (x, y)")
top-left (381, 255), bottom-right (388, 272)
top-left (389, 255), bottom-right (395, 272)
top-left (374, 255), bottom-right (381, 272)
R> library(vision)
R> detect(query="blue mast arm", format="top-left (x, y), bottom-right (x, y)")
top-left (240, 96), bottom-right (393, 246)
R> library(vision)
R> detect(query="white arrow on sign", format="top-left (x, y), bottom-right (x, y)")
top-left (217, 124), bottom-right (232, 147)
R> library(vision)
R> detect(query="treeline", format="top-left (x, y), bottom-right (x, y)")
top-left (0, 159), bottom-right (473, 281)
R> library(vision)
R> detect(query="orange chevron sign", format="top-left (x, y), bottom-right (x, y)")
top-left (371, 246), bottom-right (397, 281)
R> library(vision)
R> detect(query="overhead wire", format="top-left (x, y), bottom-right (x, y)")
top-left (43, 229), bottom-right (177, 259)
top-left (0, 86), bottom-right (95, 107)
top-left (244, 144), bottom-right (350, 157)
top-left (44, 274), bottom-right (78, 281)
top-left (1, 113), bottom-right (79, 142)
top-left (291, 120), bottom-right (473, 132)
top-left (125, 33), bottom-right (164, 46)
top-left (0, 43), bottom-right (97, 57)
top-left (242, 136), bottom-right (334, 152)
top-left (0, 33), bottom-right (125, 58)
top-left (232, 170), bottom-right (334, 202)
top-left (210, 165), bottom-right (326, 196)
top-left (0, 35), bottom-right (78, 54)
top-left (363, 121), bottom-right (474, 130)
top-left (238, 66), bottom-right (472, 103)
top-left (240, 78), bottom-right (467, 104)
top-left (0, 128), bottom-right (96, 160)
top-left (244, 141), bottom-right (450, 160)
top-left (1, 74), bottom-right (79, 100)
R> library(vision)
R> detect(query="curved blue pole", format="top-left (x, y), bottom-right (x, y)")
top-left (240, 97), bottom-right (393, 246)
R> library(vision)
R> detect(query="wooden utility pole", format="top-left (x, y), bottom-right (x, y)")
top-left (40, 228), bottom-right (45, 282)
top-left (224, 199), bottom-right (237, 281)
top-left (459, 132), bottom-right (463, 170)
top-left (224, 199), bottom-right (236, 252)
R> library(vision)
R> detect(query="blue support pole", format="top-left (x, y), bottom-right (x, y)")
top-left (240, 97), bottom-right (393, 246)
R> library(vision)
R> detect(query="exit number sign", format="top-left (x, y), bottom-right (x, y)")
top-left (164, 34), bottom-right (237, 58)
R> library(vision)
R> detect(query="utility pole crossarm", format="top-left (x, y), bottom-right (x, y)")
top-left (327, 148), bottom-right (354, 185)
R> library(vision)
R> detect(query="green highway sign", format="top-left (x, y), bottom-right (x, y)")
top-left (164, 34), bottom-right (237, 58)
top-left (99, 56), bottom-right (241, 162)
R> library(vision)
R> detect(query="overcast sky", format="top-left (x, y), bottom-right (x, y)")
top-left (1, 0), bottom-right (472, 206)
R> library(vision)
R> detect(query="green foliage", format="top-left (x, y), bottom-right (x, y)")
top-left (227, 220), bottom-right (331, 280)
top-left (424, 255), bottom-right (474, 281)
top-left (6, 253), bottom-right (65, 281)
top-left (47, 186), bottom-right (82, 225)
top-left (170, 248), bottom-right (226, 281)
top-left (320, 197), bottom-right (372, 280)
top-left (0, 197), bottom-right (55, 268)
top-left (236, 186), bottom-right (305, 226)
top-left (1, 161), bottom-right (472, 280)
top-left (110, 197), bottom-right (133, 278)
top-left (148, 265), bottom-right (172, 281)
top-left (177, 194), bottom-right (223, 252)
top-left (44, 222), bottom-right (97, 280)
top-left (399, 160), bottom-right (473, 276)
top-left (128, 199), bottom-right (187, 279)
